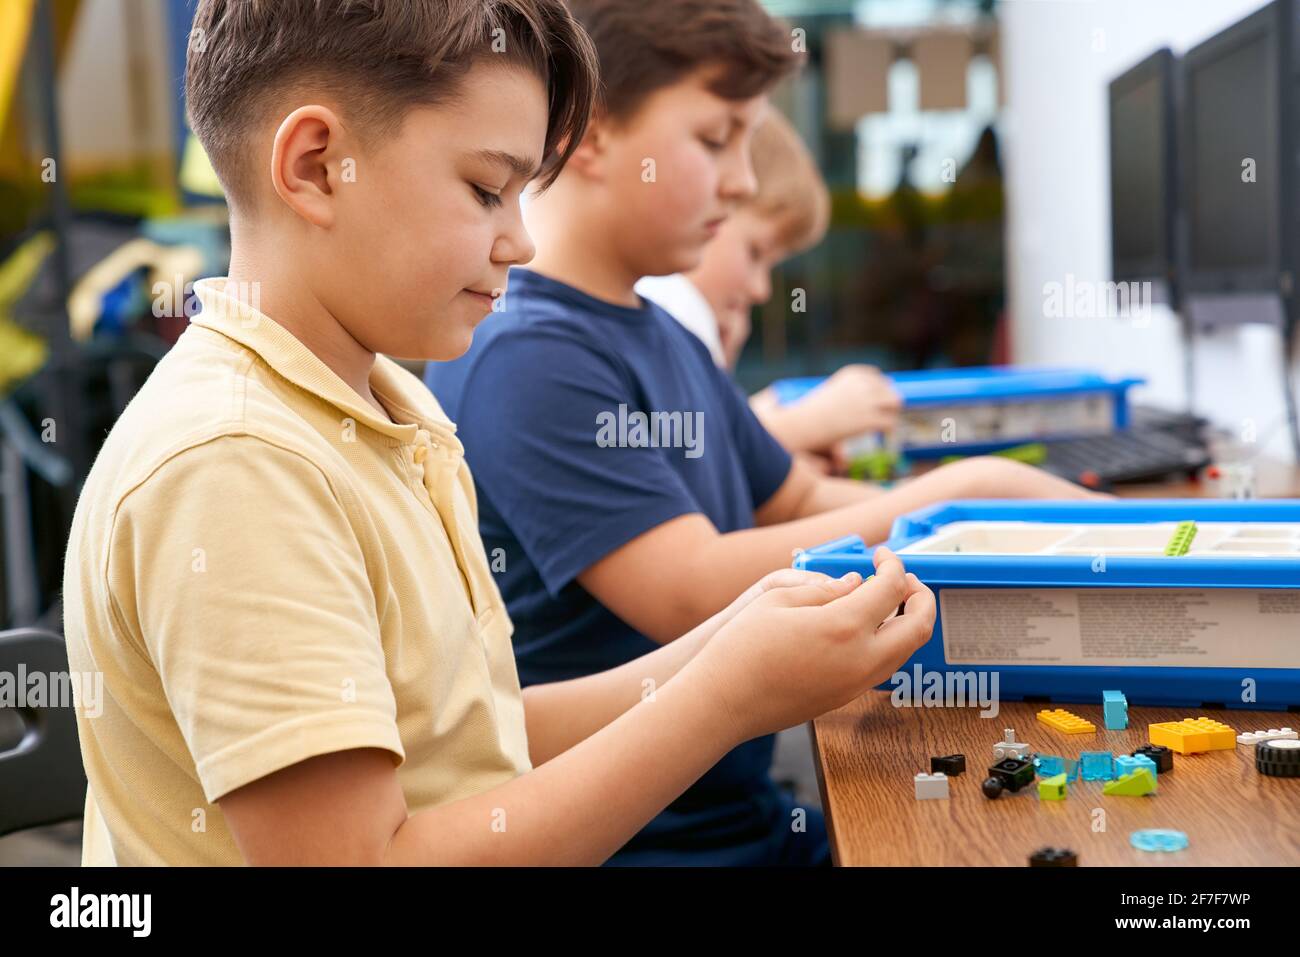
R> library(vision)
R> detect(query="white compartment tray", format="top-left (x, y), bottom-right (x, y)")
top-left (896, 521), bottom-right (1300, 558)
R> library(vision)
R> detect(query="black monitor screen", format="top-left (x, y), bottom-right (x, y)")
top-left (1187, 29), bottom-right (1278, 273)
top-left (1110, 73), bottom-right (1166, 272)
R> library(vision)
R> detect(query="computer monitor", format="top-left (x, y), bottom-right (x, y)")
top-left (1181, 0), bottom-right (1293, 325)
top-left (1108, 48), bottom-right (1178, 295)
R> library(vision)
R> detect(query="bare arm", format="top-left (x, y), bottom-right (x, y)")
top-left (578, 456), bottom-right (1103, 643)
top-left (520, 568), bottom-right (825, 765)
top-left (220, 663), bottom-right (733, 866)
top-left (218, 554), bottom-right (935, 866)
top-left (777, 467), bottom-right (888, 516)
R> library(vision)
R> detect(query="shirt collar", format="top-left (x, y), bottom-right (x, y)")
top-left (191, 277), bottom-right (458, 448)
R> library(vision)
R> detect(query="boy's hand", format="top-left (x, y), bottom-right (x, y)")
top-left (949, 455), bottom-right (1113, 500)
top-left (817, 365), bottom-right (903, 437)
top-left (701, 567), bottom-right (856, 636)
top-left (690, 546), bottom-right (935, 743)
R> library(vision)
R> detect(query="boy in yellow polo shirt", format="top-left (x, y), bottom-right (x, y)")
top-left (60, 0), bottom-right (936, 866)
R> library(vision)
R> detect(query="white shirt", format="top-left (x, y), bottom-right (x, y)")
top-left (635, 273), bottom-right (726, 367)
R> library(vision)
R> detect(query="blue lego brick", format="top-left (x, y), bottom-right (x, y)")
top-left (1115, 753), bottom-right (1157, 779)
top-left (1080, 751), bottom-right (1115, 781)
top-left (1035, 755), bottom-right (1066, 777)
top-left (1034, 755), bottom-right (1080, 781)
top-left (1103, 690), bottom-right (1128, 730)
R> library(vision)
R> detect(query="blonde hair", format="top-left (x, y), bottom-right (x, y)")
top-left (749, 110), bottom-right (830, 254)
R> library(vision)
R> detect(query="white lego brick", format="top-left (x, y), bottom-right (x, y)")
top-left (993, 727), bottom-right (1030, 761)
top-left (1236, 728), bottom-right (1298, 746)
top-left (914, 772), bottom-right (950, 800)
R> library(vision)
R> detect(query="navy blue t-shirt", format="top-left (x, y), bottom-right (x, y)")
top-left (425, 268), bottom-right (808, 864)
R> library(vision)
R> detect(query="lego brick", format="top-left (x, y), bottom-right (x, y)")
top-left (1133, 744), bottom-right (1174, 773)
top-left (1035, 754), bottom-right (1066, 777)
top-left (1037, 708), bottom-right (1096, 734)
top-left (1035, 754), bottom-right (1079, 781)
top-left (1148, 717), bottom-right (1237, 754)
top-left (1130, 829), bottom-right (1188, 852)
top-left (1079, 751), bottom-right (1115, 781)
top-left (1103, 768), bottom-right (1156, 796)
top-left (914, 772), bottom-right (950, 800)
top-left (1037, 773), bottom-right (1067, 800)
top-left (988, 757), bottom-right (1035, 792)
top-left (993, 728), bottom-right (1030, 761)
top-left (1115, 753), bottom-right (1157, 779)
top-left (930, 753), bottom-right (966, 776)
top-left (1102, 690), bottom-right (1128, 730)
top-left (1029, 847), bottom-right (1077, 867)
top-left (1104, 703), bottom-right (1128, 731)
top-left (981, 777), bottom-right (1004, 799)
top-left (1163, 520), bottom-right (1197, 556)
top-left (1236, 728), bottom-right (1298, 746)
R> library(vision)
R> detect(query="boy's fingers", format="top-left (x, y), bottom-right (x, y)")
top-left (872, 545), bottom-right (904, 579)
top-left (867, 581), bottom-right (937, 661)
top-left (764, 572), bottom-right (862, 609)
top-left (817, 560), bottom-right (909, 629)
top-left (756, 568), bottom-right (833, 593)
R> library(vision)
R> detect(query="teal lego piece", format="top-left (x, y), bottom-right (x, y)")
top-left (1035, 755), bottom-right (1066, 777)
top-left (1102, 690), bottom-right (1128, 730)
top-left (1131, 829), bottom-right (1188, 852)
top-left (1080, 751), bottom-right (1115, 781)
top-left (1115, 753), bottom-right (1157, 779)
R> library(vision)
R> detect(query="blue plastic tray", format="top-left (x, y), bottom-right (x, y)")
top-left (793, 500), bottom-right (1300, 710)
top-left (773, 366), bottom-right (1145, 456)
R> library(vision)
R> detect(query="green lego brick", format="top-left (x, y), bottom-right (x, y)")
top-left (1102, 768), bottom-right (1157, 796)
top-left (1163, 521), bottom-right (1198, 557)
top-left (1037, 773), bottom-right (1067, 801)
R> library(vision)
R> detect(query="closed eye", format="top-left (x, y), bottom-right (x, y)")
top-left (472, 184), bottom-right (503, 208)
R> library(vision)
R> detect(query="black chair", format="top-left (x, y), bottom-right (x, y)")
top-left (0, 628), bottom-right (86, 836)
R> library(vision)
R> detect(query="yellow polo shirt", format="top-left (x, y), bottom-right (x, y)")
top-left (62, 277), bottom-right (531, 865)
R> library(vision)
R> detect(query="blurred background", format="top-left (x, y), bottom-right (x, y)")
top-left (1, 0), bottom-right (1297, 863)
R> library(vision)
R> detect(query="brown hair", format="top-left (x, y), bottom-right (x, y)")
top-left (749, 110), bottom-right (830, 254)
top-left (563, 0), bottom-right (802, 121)
top-left (185, 0), bottom-right (599, 208)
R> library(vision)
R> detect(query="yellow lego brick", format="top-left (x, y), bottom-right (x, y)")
top-left (1036, 708), bottom-right (1096, 734)
top-left (1148, 717), bottom-right (1237, 754)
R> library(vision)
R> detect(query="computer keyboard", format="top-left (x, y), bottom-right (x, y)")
top-left (1039, 428), bottom-right (1212, 489)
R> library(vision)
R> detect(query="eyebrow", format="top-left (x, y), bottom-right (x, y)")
top-left (473, 149), bottom-right (543, 181)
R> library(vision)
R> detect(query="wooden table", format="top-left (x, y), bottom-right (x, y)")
top-left (811, 697), bottom-right (1300, 866)
top-left (810, 457), bottom-right (1300, 866)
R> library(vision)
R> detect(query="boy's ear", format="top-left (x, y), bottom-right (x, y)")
top-left (269, 105), bottom-right (347, 227)
top-left (561, 115), bottom-right (611, 182)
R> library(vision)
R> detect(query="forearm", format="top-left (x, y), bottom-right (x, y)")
top-left (794, 475), bottom-right (887, 515)
top-left (521, 621), bottom-right (712, 765)
top-left (754, 398), bottom-right (843, 455)
top-left (665, 460), bottom-right (1021, 625)
top-left (384, 664), bottom-right (736, 865)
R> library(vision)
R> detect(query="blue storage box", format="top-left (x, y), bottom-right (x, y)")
top-left (793, 500), bottom-right (1300, 711)
top-left (772, 366), bottom-right (1145, 457)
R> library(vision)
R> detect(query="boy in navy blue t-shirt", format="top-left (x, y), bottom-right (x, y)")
top-left (426, 0), bottom-right (1097, 865)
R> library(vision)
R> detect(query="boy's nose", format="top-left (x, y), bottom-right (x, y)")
top-left (720, 151), bottom-right (759, 202)
top-left (496, 223), bottom-right (536, 266)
